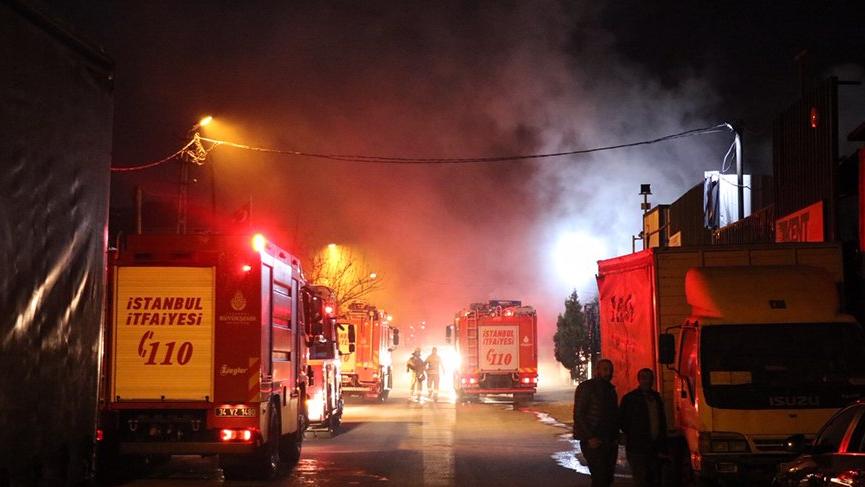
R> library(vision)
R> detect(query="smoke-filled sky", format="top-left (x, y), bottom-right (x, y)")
top-left (53, 1), bottom-right (864, 355)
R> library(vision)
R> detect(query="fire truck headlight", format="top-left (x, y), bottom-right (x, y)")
top-left (441, 347), bottom-right (461, 372)
top-left (468, 377), bottom-right (477, 385)
top-left (521, 377), bottom-right (531, 384)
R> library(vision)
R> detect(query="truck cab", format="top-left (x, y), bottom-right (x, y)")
top-left (661, 266), bottom-right (865, 483)
top-left (338, 303), bottom-right (399, 401)
top-left (303, 285), bottom-right (344, 433)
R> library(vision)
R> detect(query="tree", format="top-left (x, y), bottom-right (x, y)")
top-left (553, 291), bottom-right (594, 381)
top-left (305, 244), bottom-right (382, 310)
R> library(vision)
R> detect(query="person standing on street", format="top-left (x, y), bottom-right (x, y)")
top-left (619, 368), bottom-right (667, 487)
top-left (406, 348), bottom-right (426, 402)
top-left (424, 347), bottom-right (443, 402)
top-left (573, 358), bottom-right (619, 487)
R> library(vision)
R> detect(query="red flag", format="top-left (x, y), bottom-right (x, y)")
top-left (232, 200), bottom-right (250, 226)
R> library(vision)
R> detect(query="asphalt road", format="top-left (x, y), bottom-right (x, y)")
top-left (118, 388), bottom-right (634, 486)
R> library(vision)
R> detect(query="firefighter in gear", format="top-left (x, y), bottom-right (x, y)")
top-left (406, 348), bottom-right (426, 402)
top-left (424, 347), bottom-right (443, 402)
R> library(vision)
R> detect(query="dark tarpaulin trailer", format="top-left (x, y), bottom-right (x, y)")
top-left (0, 1), bottom-right (112, 484)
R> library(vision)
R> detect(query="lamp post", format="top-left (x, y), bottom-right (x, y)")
top-left (176, 115), bottom-right (213, 234)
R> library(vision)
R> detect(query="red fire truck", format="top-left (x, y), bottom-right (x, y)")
top-left (338, 303), bottom-right (399, 401)
top-left (304, 285), bottom-right (344, 434)
top-left (98, 233), bottom-right (309, 480)
top-left (448, 300), bottom-right (538, 402)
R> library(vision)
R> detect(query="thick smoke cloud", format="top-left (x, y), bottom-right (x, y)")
top-left (106, 2), bottom-right (735, 373)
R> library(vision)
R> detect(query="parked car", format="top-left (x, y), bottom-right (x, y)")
top-left (774, 400), bottom-right (865, 486)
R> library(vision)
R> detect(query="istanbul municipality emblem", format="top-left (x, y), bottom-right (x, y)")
top-left (231, 290), bottom-right (247, 311)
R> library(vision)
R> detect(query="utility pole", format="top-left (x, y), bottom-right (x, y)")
top-left (176, 116), bottom-right (213, 234)
top-left (176, 159), bottom-right (190, 234)
top-left (733, 121), bottom-right (744, 222)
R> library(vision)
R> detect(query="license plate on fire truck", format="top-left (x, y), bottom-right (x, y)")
top-left (215, 406), bottom-right (257, 417)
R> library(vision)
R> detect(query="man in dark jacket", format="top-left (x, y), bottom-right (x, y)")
top-left (573, 358), bottom-right (619, 487)
top-left (619, 368), bottom-right (667, 487)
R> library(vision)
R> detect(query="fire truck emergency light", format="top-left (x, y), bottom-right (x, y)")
top-left (241, 264), bottom-right (252, 272)
top-left (251, 233), bottom-right (266, 252)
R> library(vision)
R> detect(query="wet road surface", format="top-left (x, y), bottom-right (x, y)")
top-left (116, 388), bottom-right (633, 486)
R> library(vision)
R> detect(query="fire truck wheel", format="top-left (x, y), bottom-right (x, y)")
top-left (513, 393), bottom-right (534, 404)
top-left (221, 406), bottom-right (281, 480)
top-left (279, 418), bottom-right (303, 464)
top-left (378, 389), bottom-right (389, 402)
top-left (328, 412), bottom-right (341, 433)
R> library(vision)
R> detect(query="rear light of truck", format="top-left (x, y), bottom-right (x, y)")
top-left (96, 429), bottom-right (104, 442)
top-left (220, 428), bottom-right (255, 443)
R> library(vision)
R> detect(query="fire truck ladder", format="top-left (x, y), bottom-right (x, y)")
top-left (467, 312), bottom-right (479, 369)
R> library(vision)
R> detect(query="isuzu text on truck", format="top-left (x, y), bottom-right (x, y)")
top-left (305, 285), bottom-right (344, 434)
top-left (596, 243), bottom-right (865, 485)
top-left (448, 300), bottom-right (538, 402)
top-left (99, 234), bottom-right (313, 480)
top-left (338, 302), bottom-right (399, 401)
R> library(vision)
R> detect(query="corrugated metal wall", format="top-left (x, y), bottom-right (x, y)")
top-left (668, 183), bottom-right (713, 247)
top-left (773, 78), bottom-right (838, 240)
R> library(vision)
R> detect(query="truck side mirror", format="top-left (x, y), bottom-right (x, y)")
top-left (658, 333), bottom-right (676, 364)
top-left (347, 324), bottom-right (356, 344)
top-left (349, 343), bottom-right (356, 353)
top-left (307, 365), bottom-right (315, 387)
top-left (445, 325), bottom-right (453, 345)
top-left (392, 328), bottom-right (400, 346)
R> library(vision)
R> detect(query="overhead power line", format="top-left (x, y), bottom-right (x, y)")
top-left (111, 123), bottom-right (733, 171)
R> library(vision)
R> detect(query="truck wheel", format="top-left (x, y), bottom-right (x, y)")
top-left (513, 393), bottom-right (534, 404)
top-left (379, 389), bottom-right (389, 402)
top-left (221, 405), bottom-right (281, 480)
top-left (671, 441), bottom-right (713, 487)
top-left (328, 412), bottom-right (341, 433)
top-left (279, 416), bottom-right (303, 464)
